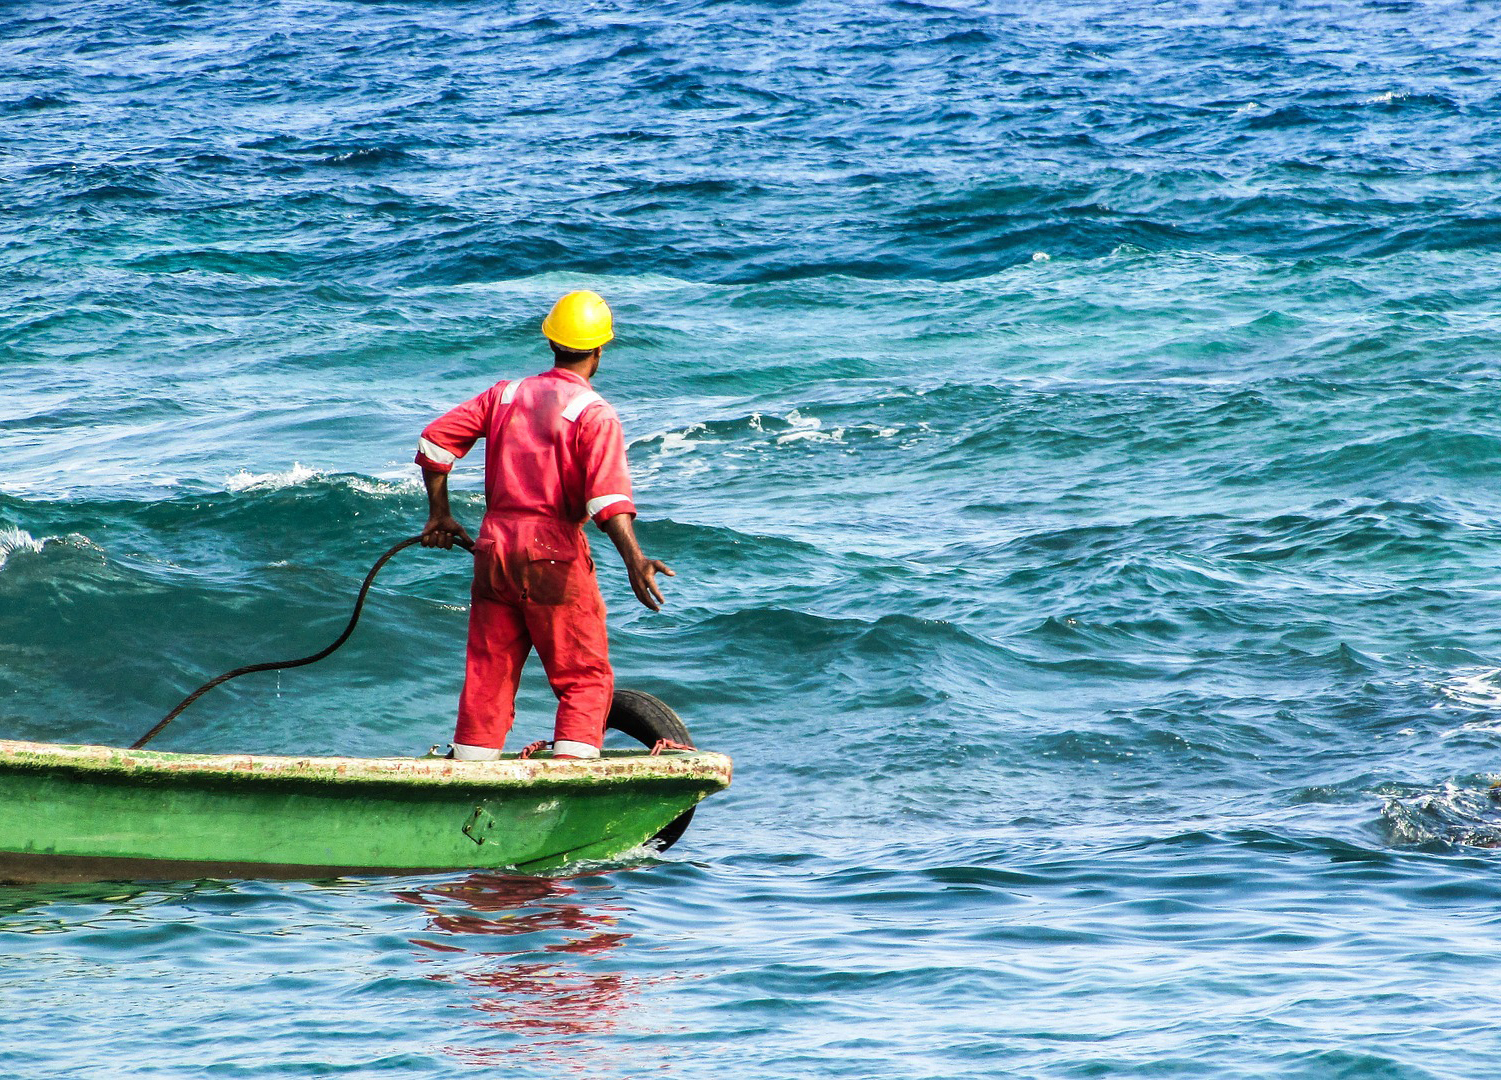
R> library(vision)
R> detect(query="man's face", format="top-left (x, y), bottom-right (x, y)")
top-left (588, 347), bottom-right (603, 379)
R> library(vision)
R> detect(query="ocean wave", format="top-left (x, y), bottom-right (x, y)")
top-left (0, 527), bottom-right (44, 572)
top-left (0, 92), bottom-right (71, 115)
top-left (1379, 778), bottom-right (1501, 848)
top-left (1232, 431), bottom-right (1501, 490)
top-left (224, 463), bottom-right (325, 492)
top-left (686, 605), bottom-right (1007, 664)
top-left (311, 145), bottom-right (423, 169)
top-left (0, 480), bottom-right (455, 597)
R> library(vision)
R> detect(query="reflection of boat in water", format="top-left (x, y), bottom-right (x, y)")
top-left (0, 739), bottom-right (731, 883)
top-left (398, 872), bottom-right (660, 1067)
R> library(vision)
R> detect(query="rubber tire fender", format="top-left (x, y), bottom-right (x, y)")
top-left (606, 689), bottom-right (696, 852)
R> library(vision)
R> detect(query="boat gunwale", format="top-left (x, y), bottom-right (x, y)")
top-left (0, 738), bottom-right (732, 792)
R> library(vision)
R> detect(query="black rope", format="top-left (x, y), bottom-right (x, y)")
top-left (130, 533), bottom-right (474, 750)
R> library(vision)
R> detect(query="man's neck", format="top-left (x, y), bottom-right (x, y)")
top-left (552, 362), bottom-right (593, 384)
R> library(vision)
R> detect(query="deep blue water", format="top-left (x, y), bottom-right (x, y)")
top-left (6, 1), bottom-right (1501, 1076)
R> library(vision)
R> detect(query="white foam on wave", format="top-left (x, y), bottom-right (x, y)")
top-left (777, 427), bottom-right (844, 445)
top-left (224, 464), bottom-right (420, 496)
top-left (1437, 668), bottom-right (1501, 710)
top-left (0, 527), bottom-right (44, 572)
top-left (654, 429), bottom-right (701, 457)
top-left (226, 462), bottom-right (322, 491)
top-left (351, 472), bottom-right (422, 496)
top-left (776, 410), bottom-right (844, 445)
top-left (1432, 668), bottom-right (1501, 741)
top-left (638, 410), bottom-right (907, 457)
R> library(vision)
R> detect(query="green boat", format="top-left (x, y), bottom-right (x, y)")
top-left (0, 737), bottom-right (732, 884)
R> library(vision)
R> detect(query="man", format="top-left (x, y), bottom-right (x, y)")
top-left (414, 290), bottom-right (673, 761)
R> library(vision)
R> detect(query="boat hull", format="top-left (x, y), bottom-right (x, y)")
top-left (0, 739), bottom-right (732, 882)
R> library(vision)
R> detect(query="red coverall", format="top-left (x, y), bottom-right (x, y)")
top-left (415, 368), bottom-right (637, 755)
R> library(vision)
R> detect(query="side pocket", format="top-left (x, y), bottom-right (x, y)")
top-left (471, 539), bottom-right (504, 601)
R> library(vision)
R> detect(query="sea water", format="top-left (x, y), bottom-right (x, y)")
top-left (4, 1), bottom-right (1501, 1076)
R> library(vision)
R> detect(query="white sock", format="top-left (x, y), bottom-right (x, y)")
top-left (553, 740), bottom-right (600, 759)
top-left (452, 742), bottom-right (502, 761)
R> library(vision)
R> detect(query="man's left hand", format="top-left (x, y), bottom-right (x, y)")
top-left (627, 556), bottom-right (675, 612)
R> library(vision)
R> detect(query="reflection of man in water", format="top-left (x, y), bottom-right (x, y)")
top-left (397, 873), bottom-right (640, 1059)
top-left (415, 291), bottom-right (673, 760)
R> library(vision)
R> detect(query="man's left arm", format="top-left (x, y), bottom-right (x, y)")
top-left (601, 512), bottom-right (674, 612)
top-left (578, 404), bottom-right (675, 611)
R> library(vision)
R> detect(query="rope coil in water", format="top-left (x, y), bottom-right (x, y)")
top-left (130, 534), bottom-right (473, 750)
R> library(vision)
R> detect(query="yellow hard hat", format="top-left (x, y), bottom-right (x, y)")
top-left (541, 290), bottom-right (614, 351)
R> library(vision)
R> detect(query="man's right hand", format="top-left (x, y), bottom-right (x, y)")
top-left (421, 514), bottom-right (472, 549)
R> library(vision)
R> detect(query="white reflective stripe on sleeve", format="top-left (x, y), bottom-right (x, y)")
top-left (586, 493), bottom-right (630, 517)
top-left (500, 377), bottom-right (526, 405)
top-left (417, 437), bottom-right (456, 465)
top-left (552, 740), bottom-right (600, 759)
top-left (561, 390), bottom-right (603, 422)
